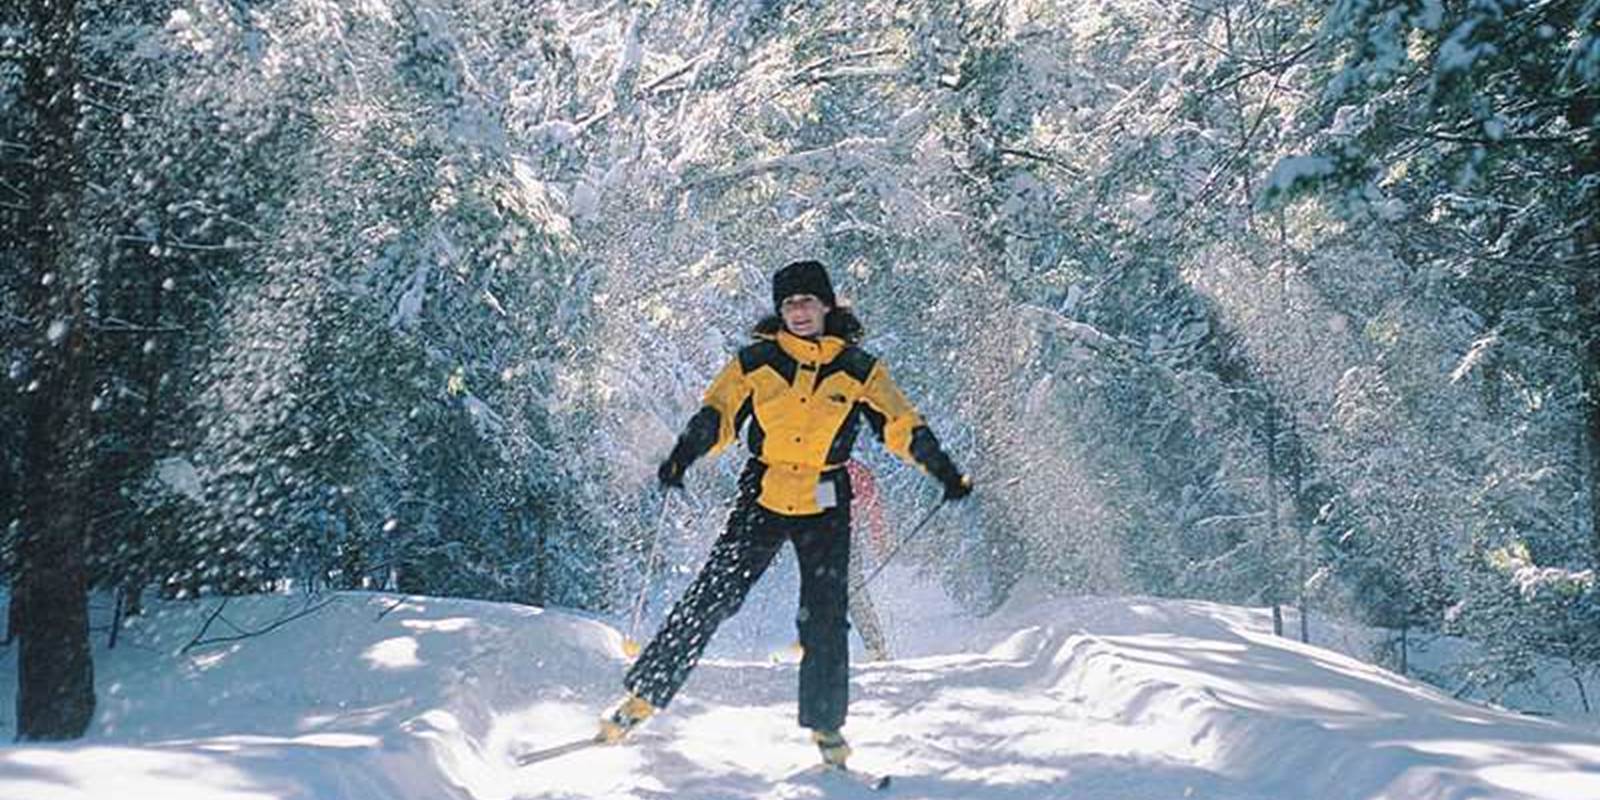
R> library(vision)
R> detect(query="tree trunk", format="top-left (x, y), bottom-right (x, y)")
top-left (1, 450), bottom-right (14, 645)
top-left (107, 589), bottom-right (123, 650)
top-left (1399, 625), bottom-right (1408, 676)
top-left (1571, 92), bottom-right (1600, 573)
top-left (3, 589), bottom-right (19, 647)
top-left (118, 259), bottom-right (169, 621)
top-left (1581, 285), bottom-right (1599, 572)
top-left (1571, 660), bottom-right (1592, 715)
top-left (531, 505), bottom-right (548, 607)
top-left (15, 0), bottom-right (96, 741)
top-left (1266, 405), bottom-right (1283, 636)
top-left (1288, 418), bottom-right (1309, 644)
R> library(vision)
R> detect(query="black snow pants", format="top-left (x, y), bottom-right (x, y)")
top-left (624, 461), bottom-right (853, 731)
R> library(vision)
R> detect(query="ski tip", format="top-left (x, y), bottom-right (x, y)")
top-left (512, 733), bottom-right (608, 766)
top-left (838, 765), bottom-right (892, 791)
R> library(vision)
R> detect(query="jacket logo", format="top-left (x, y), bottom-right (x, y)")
top-left (829, 393), bottom-right (849, 404)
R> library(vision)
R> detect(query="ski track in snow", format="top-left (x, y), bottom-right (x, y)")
top-left (2, 583), bottom-right (1599, 800)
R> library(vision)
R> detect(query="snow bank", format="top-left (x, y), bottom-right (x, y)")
top-left (0, 593), bottom-right (626, 800)
top-left (901, 591), bottom-right (1600, 799)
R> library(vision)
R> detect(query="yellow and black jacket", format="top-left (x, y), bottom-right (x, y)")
top-left (665, 329), bottom-right (963, 516)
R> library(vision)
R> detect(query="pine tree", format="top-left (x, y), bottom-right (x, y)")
top-left (13, 0), bottom-right (95, 741)
top-left (1280, 0), bottom-right (1599, 569)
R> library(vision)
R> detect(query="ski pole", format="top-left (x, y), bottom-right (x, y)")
top-left (860, 498), bottom-right (947, 590)
top-left (623, 490), bottom-right (673, 658)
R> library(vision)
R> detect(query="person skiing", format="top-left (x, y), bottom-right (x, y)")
top-left (598, 259), bottom-right (972, 769)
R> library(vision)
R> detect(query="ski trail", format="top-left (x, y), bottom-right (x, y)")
top-left (4, 593), bottom-right (1600, 800)
top-left (495, 607), bottom-right (1600, 800)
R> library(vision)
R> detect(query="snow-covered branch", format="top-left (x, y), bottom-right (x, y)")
top-left (683, 136), bottom-right (889, 188)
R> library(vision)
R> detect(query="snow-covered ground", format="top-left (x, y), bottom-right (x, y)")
top-left (3, 576), bottom-right (1600, 800)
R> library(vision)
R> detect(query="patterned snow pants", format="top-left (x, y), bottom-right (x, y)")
top-left (625, 462), bottom-right (853, 731)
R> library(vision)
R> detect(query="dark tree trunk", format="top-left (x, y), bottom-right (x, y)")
top-left (529, 504), bottom-right (548, 607)
top-left (120, 259), bottom-right (169, 619)
top-left (1399, 625), bottom-right (1408, 676)
top-left (15, 0), bottom-right (96, 741)
top-left (1, 448), bottom-right (14, 645)
top-left (1266, 405), bottom-right (1283, 636)
top-left (98, 244), bottom-right (168, 625)
top-left (4, 589), bottom-right (20, 647)
top-left (1288, 419), bottom-right (1309, 644)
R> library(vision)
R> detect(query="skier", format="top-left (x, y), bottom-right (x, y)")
top-left (599, 260), bottom-right (972, 769)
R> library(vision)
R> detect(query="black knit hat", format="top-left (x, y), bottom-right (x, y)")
top-left (771, 260), bottom-right (836, 310)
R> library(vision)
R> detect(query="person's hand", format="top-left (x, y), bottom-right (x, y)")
top-left (657, 458), bottom-right (686, 489)
top-left (943, 473), bottom-right (973, 501)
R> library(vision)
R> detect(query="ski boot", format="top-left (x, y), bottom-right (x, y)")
top-left (597, 692), bottom-right (656, 744)
top-left (811, 728), bottom-right (852, 768)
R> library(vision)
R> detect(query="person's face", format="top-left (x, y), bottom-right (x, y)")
top-left (780, 294), bottom-right (830, 338)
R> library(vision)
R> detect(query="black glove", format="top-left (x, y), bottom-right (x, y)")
top-left (657, 457), bottom-right (686, 489)
top-left (942, 473), bottom-right (973, 502)
top-left (910, 426), bottom-right (970, 502)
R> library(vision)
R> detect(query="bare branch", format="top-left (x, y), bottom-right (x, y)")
top-left (577, 52), bottom-right (712, 133)
top-left (183, 596), bottom-right (340, 652)
top-left (794, 46), bottom-right (898, 80)
top-left (113, 234), bottom-right (262, 252)
top-left (80, 96), bottom-right (131, 118)
top-left (94, 316), bottom-right (187, 335)
top-left (682, 136), bottom-right (887, 189)
top-left (82, 73), bottom-right (136, 92)
top-left (375, 594), bottom-right (420, 621)
top-left (643, 52), bottom-right (710, 94)
top-left (182, 597), bottom-right (231, 652)
top-left (998, 147), bottom-right (1083, 176)
top-left (1192, 39), bottom-right (1319, 101)
top-left (805, 65), bottom-right (903, 84)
